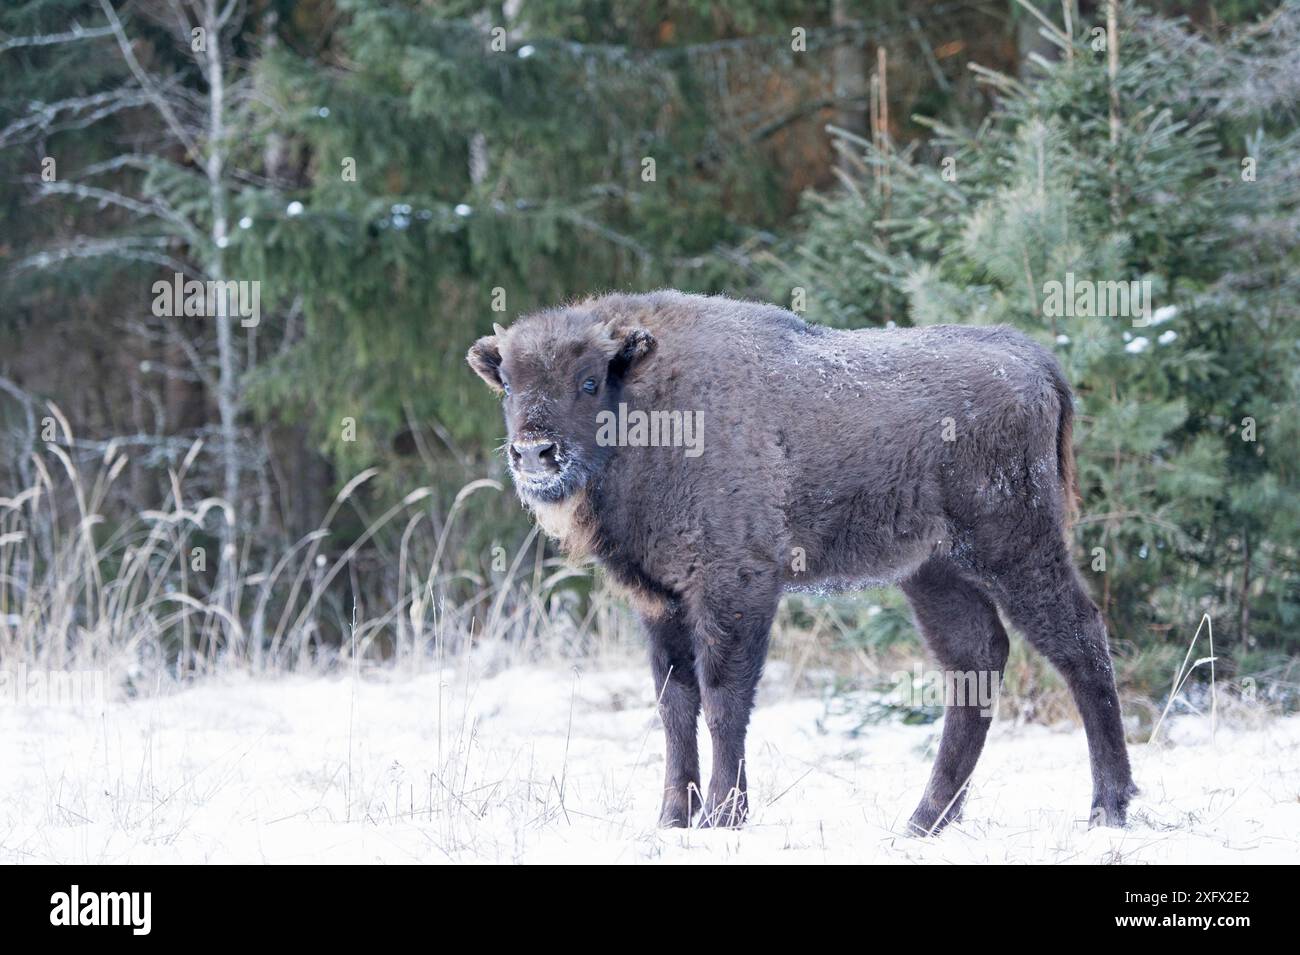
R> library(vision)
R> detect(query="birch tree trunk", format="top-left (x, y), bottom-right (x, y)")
top-left (203, 0), bottom-right (240, 580)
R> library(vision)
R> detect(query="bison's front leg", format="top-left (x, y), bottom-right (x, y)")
top-left (645, 608), bottom-right (702, 827)
top-left (693, 594), bottom-right (776, 829)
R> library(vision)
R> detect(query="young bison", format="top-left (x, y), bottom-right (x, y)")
top-left (468, 291), bottom-right (1136, 833)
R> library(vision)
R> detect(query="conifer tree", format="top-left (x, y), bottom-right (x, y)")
top-left (779, 3), bottom-right (1300, 662)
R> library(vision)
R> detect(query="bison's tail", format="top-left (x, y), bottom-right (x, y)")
top-left (1052, 373), bottom-right (1080, 528)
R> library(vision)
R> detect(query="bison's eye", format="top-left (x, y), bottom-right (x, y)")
top-left (582, 377), bottom-right (598, 395)
top-left (501, 381), bottom-right (512, 398)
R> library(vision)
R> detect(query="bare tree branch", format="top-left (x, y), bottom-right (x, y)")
top-left (97, 0), bottom-right (201, 158)
top-left (70, 154), bottom-right (166, 178)
top-left (28, 179), bottom-right (205, 246)
top-left (6, 236), bottom-right (193, 277)
top-left (0, 89), bottom-right (152, 148)
top-left (0, 22), bottom-right (114, 54)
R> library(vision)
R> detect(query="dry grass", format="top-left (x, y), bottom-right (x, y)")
top-left (0, 415), bottom-right (644, 693)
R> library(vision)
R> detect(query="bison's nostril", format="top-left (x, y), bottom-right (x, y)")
top-left (511, 440), bottom-right (559, 474)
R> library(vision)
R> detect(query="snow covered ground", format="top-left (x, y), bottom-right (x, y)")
top-left (2, 659), bottom-right (1296, 864)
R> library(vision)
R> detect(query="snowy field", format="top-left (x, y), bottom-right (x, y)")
top-left (2, 659), bottom-right (1297, 864)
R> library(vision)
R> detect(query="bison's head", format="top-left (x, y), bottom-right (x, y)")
top-left (467, 311), bottom-right (656, 504)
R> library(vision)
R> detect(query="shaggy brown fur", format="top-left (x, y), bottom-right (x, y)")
top-left (468, 290), bottom-right (1135, 832)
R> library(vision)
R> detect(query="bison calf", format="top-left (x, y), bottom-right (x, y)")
top-left (468, 291), bottom-right (1136, 833)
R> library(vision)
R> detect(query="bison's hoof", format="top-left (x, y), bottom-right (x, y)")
top-left (906, 801), bottom-right (963, 837)
top-left (658, 804), bottom-right (696, 829)
top-left (906, 788), bottom-right (968, 836)
top-left (1088, 780), bottom-right (1139, 829)
top-left (658, 785), bottom-right (701, 828)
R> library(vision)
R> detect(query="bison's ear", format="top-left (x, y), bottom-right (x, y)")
top-left (467, 335), bottom-right (504, 393)
top-left (608, 327), bottom-right (656, 380)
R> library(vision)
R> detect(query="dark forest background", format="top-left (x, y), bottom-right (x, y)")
top-left (1, 1), bottom-right (1296, 708)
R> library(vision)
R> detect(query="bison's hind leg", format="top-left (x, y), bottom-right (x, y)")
top-left (985, 541), bottom-right (1137, 828)
top-left (901, 559), bottom-right (1009, 836)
